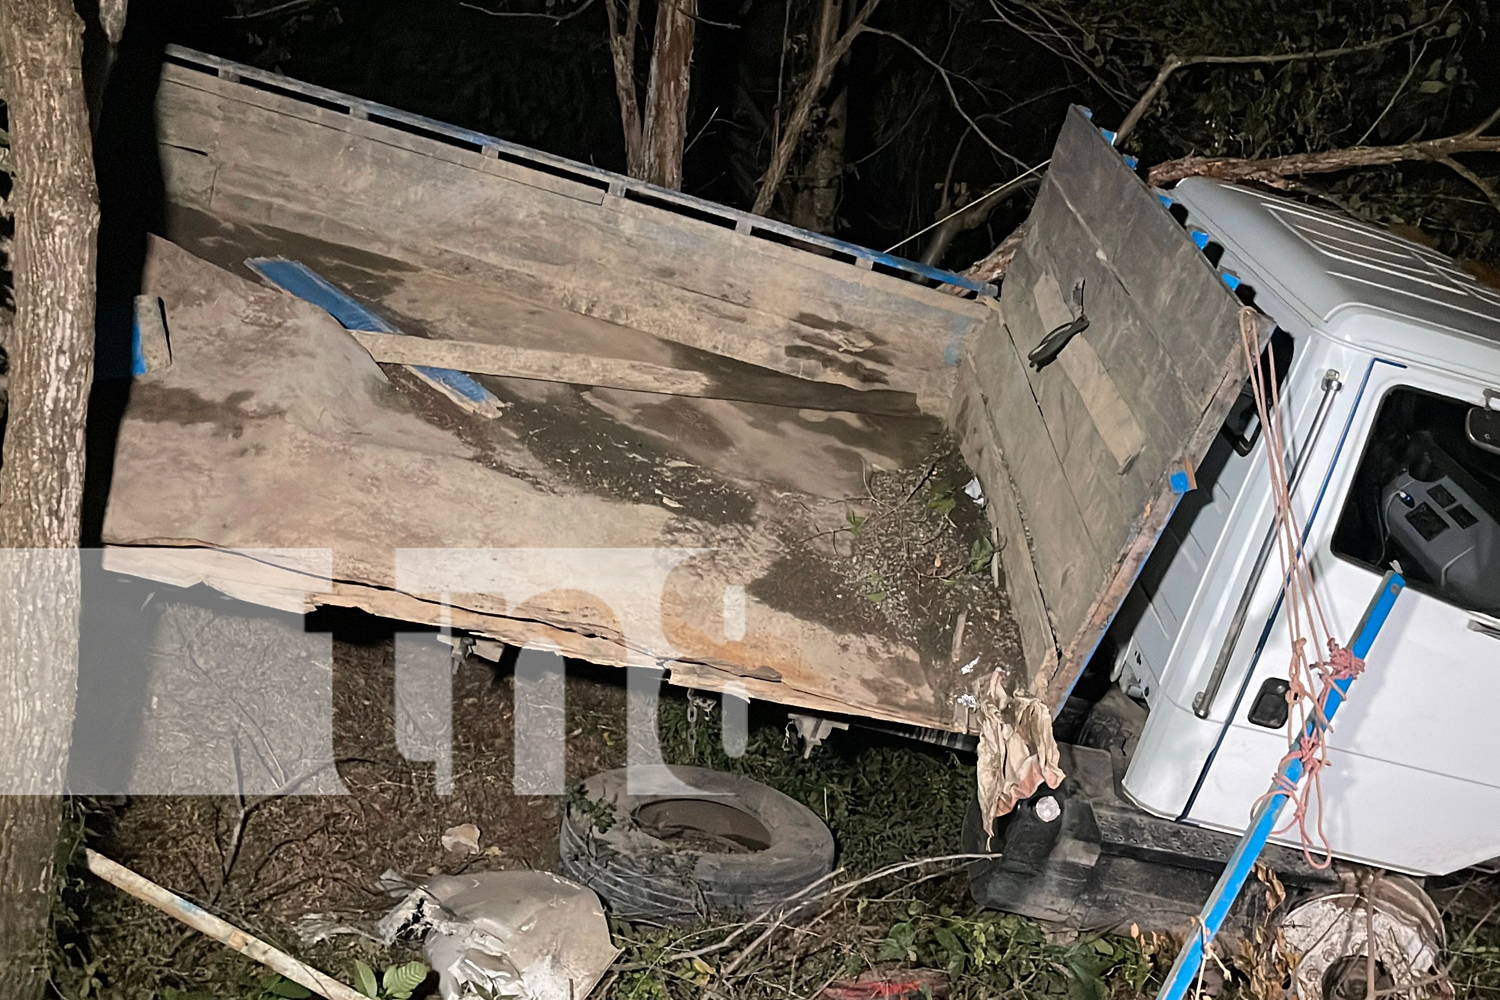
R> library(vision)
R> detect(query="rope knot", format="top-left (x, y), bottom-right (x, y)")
top-left (1326, 641), bottom-right (1364, 681)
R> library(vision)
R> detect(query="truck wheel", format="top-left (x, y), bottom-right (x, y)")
top-left (558, 765), bottom-right (836, 924)
top-left (1278, 873), bottom-right (1446, 999)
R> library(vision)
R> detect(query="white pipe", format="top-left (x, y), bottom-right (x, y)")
top-left (85, 849), bottom-right (366, 1000)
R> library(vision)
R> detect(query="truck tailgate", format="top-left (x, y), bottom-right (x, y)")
top-left (953, 106), bottom-right (1257, 711)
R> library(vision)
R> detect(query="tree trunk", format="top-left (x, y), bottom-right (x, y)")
top-left (604, 0), bottom-right (645, 178)
top-left (752, 0), bottom-right (879, 216)
top-left (788, 82), bottom-right (846, 233)
top-left (639, 0), bottom-right (696, 189)
top-left (0, 0), bottom-right (100, 996)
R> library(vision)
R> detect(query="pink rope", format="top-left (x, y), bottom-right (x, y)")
top-left (1237, 308), bottom-right (1361, 868)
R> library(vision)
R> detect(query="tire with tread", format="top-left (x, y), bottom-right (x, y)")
top-left (558, 765), bottom-right (836, 923)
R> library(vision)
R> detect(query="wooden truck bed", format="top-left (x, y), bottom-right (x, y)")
top-left (100, 48), bottom-right (1252, 814)
top-left (99, 48), bottom-right (1023, 734)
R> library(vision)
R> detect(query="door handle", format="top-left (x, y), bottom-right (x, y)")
top-left (1469, 616), bottom-right (1500, 640)
top-left (1028, 279), bottom-right (1088, 370)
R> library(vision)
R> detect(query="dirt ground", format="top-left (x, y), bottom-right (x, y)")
top-left (87, 607), bottom-right (630, 905)
top-left (52, 582), bottom-right (984, 999)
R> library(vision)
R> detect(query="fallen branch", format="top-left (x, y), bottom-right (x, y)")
top-left (1148, 110), bottom-right (1500, 187)
top-left (1441, 155), bottom-right (1500, 216)
top-left (85, 849), bottom-right (366, 1000)
top-left (958, 220), bottom-right (1028, 286)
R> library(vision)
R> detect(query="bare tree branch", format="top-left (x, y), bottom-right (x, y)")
top-left (604, 0), bottom-right (644, 175)
top-left (863, 27), bottom-right (1026, 172)
top-left (639, 0), bottom-right (697, 188)
top-left (1440, 156), bottom-right (1500, 217)
top-left (225, 0), bottom-right (323, 20)
top-left (987, 0), bottom-right (1132, 105)
top-left (458, 0), bottom-right (598, 20)
top-left (1357, 38), bottom-right (1430, 146)
top-left (916, 171), bottom-right (1041, 267)
top-left (98, 0), bottom-right (127, 42)
top-left (1115, 17), bottom-right (1445, 145)
top-left (958, 220), bottom-right (1027, 286)
top-left (751, 0), bottom-right (881, 216)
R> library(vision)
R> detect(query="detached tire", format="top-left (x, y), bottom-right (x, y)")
top-left (558, 765), bottom-right (836, 924)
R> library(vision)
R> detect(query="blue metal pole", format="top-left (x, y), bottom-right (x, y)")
top-left (1154, 570), bottom-right (1405, 1000)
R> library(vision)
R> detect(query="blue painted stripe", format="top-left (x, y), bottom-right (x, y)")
top-left (246, 258), bottom-right (396, 332)
top-left (1155, 572), bottom-right (1404, 1000)
top-left (247, 258), bottom-right (502, 411)
top-left (96, 298), bottom-right (157, 379)
top-left (412, 365), bottom-right (494, 404)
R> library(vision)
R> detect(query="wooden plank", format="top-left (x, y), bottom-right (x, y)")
top-left (1046, 109), bottom-right (1241, 401)
top-left (960, 105), bottom-right (1252, 705)
top-left (1030, 269), bottom-right (1145, 474)
top-left (349, 330), bottom-right (716, 396)
top-left (1008, 238), bottom-right (1168, 567)
top-left (965, 312), bottom-right (1107, 649)
top-left (162, 46), bottom-right (997, 296)
top-left (1036, 322), bottom-right (1257, 708)
top-left (999, 182), bottom-right (1220, 571)
top-left (159, 65), bottom-right (609, 207)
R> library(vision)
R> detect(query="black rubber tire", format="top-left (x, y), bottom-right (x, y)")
top-left (558, 765), bottom-right (836, 924)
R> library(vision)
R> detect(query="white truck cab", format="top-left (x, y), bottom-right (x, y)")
top-left (1114, 178), bottom-right (1500, 876)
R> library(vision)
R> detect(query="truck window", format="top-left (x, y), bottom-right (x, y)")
top-left (1332, 386), bottom-right (1500, 613)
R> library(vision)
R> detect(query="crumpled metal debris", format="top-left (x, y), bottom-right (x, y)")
top-left (377, 871), bottom-right (619, 1000)
top-left (975, 672), bottom-right (1064, 834)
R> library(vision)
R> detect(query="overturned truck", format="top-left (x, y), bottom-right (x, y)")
top-left (98, 46), bottom-right (1500, 962)
top-left (99, 47), bottom-right (1251, 821)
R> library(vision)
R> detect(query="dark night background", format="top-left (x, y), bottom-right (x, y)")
top-left (104, 0), bottom-right (1500, 272)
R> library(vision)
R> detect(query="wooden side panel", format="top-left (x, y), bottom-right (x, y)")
top-left (949, 312), bottom-right (1058, 681)
top-left (964, 106), bottom-right (1254, 699)
top-left (154, 69), bottom-right (990, 410)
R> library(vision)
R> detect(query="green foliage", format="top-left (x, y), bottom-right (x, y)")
top-left (926, 479), bottom-right (957, 517)
top-left (655, 690), bottom-right (975, 876)
top-left (568, 779), bottom-right (618, 833)
top-left (160, 973), bottom-right (312, 1000)
top-left (875, 905), bottom-right (1161, 999)
top-left (352, 960), bottom-right (379, 999)
top-left (967, 535), bottom-right (995, 576)
top-left (380, 960), bottom-right (429, 999)
top-left (348, 958), bottom-right (427, 999)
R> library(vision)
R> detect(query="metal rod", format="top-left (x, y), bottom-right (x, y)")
top-left (1157, 570), bottom-right (1405, 1000)
top-left (1193, 369), bottom-right (1343, 718)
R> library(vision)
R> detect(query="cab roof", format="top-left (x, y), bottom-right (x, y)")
top-left (1168, 177), bottom-right (1500, 382)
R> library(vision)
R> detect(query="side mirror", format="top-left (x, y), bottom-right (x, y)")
top-left (1468, 390), bottom-right (1500, 456)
